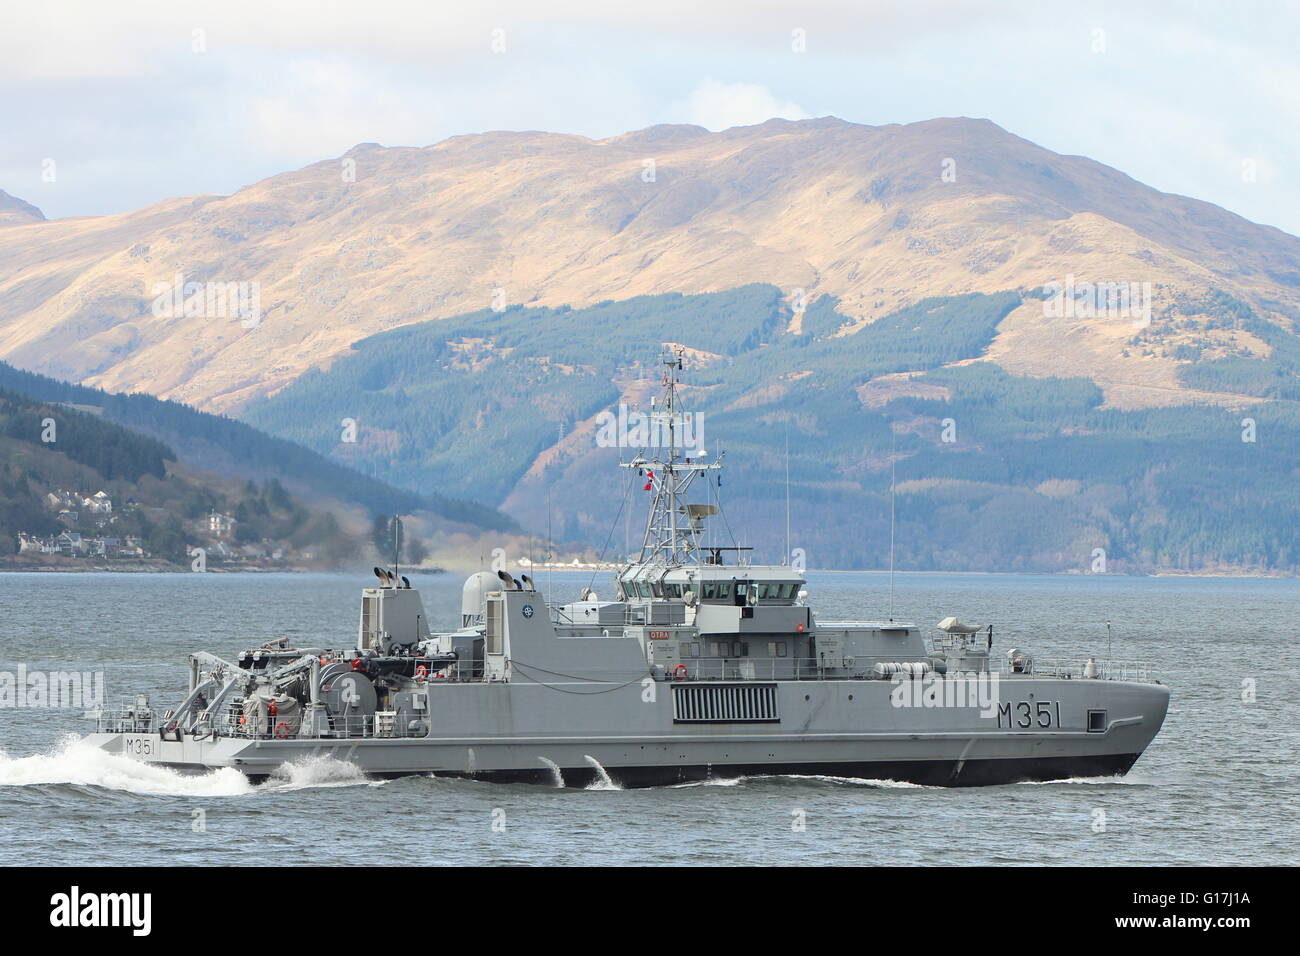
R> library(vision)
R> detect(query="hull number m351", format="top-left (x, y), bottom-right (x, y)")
top-left (996, 700), bottom-right (1062, 729)
top-left (123, 735), bottom-right (158, 759)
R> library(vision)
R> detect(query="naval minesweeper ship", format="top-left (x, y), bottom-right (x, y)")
top-left (86, 353), bottom-right (1169, 787)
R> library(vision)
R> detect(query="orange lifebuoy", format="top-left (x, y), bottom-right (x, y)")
top-left (672, 664), bottom-right (689, 680)
top-left (415, 664), bottom-right (428, 680)
top-left (274, 722), bottom-right (291, 739)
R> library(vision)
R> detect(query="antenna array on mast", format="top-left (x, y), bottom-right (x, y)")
top-left (620, 348), bottom-right (723, 567)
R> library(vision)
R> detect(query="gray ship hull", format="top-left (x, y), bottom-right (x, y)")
top-left (87, 674), bottom-right (1168, 788)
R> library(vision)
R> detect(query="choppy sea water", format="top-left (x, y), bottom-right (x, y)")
top-left (1, 570), bottom-right (1296, 866)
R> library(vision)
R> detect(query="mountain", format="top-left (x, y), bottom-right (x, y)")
top-left (2, 117), bottom-right (1299, 571)
top-left (243, 286), bottom-right (1300, 573)
top-left (0, 359), bottom-right (517, 532)
top-left (2, 117), bottom-right (1299, 416)
top-left (0, 190), bottom-right (44, 226)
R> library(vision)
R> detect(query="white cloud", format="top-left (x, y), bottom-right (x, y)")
top-left (685, 79), bottom-right (810, 131)
top-left (243, 59), bottom-right (440, 161)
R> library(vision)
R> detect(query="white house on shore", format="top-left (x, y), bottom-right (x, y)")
top-left (81, 490), bottom-right (113, 515)
top-left (209, 511), bottom-right (237, 539)
top-left (56, 532), bottom-right (87, 555)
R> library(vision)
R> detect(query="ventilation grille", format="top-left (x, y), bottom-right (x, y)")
top-left (672, 683), bottom-right (779, 723)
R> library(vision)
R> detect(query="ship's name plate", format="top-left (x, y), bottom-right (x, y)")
top-left (648, 630), bottom-right (671, 640)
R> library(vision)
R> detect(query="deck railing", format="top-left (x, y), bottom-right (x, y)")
top-left (92, 707), bottom-right (155, 734)
top-left (205, 710), bottom-right (429, 740)
top-left (998, 657), bottom-right (1151, 682)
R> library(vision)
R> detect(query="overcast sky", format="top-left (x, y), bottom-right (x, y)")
top-left (3, 0), bottom-right (1296, 236)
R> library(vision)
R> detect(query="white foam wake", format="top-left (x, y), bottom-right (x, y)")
top-left (668, 777), bottom-right (743, 789)
top-left (264, 754), bottom-right (374, 791)
top-left (0, 736), bottom-right (253, 797)
top-left (776, 774), bottom-right (932, 789)
top-left (0, 737), bottom-right (375, 797)
top-left (1015, 774), bottom-right (1150, 786)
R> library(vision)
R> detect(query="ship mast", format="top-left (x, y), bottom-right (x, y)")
top-left (621, 349), bottom-right (722, 567)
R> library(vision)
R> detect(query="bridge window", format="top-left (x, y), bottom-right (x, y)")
top-left (750, 582), bottom-right (798, 601)
top-left (701, 581), bottom-right (733, 602)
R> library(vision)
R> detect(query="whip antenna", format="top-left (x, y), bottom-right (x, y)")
top-left (889, 428), bottom-right (896, 621)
